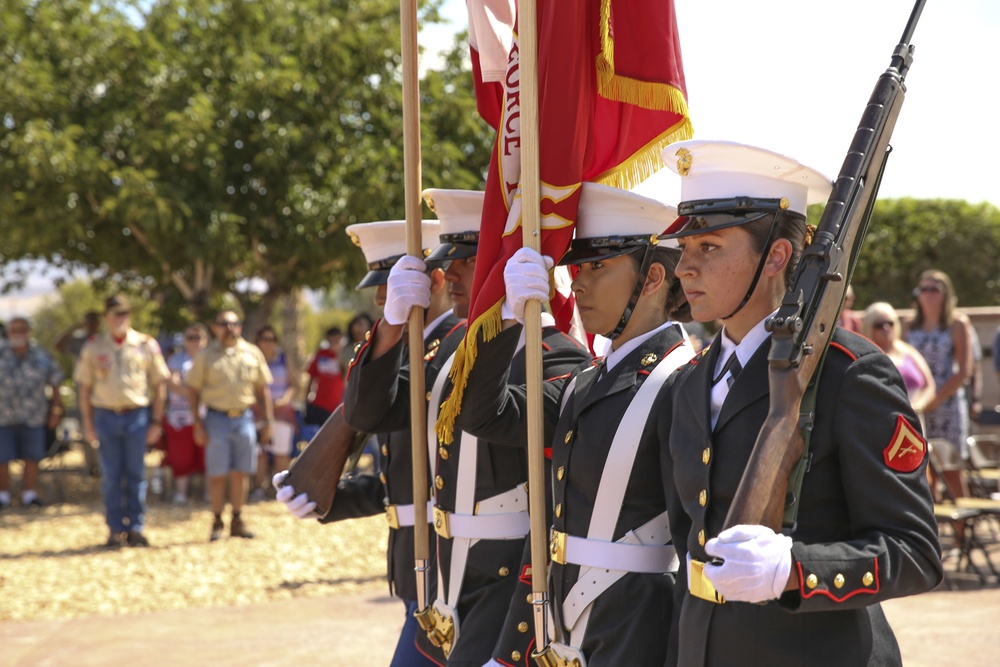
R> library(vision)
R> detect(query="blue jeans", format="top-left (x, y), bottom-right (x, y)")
top-left (94, 408), bottom-right (149, 533)
top-left (392, 599), bottom-right (440, 667)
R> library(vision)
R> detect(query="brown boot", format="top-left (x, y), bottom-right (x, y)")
top-left (230, 514), bottom-right (255, 539)
top-left (209, 515), bottom-right (225, 542)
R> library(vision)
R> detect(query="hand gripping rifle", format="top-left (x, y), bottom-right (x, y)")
top-left (723, 0), bottom-right (927, 532)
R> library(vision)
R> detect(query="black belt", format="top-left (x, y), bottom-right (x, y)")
top-left (207, 407), bottom-right (250, 418)
top-left (95, 406), bottom-right (143, 415)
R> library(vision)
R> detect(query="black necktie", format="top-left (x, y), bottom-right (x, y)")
top-left (713, 353), bottom-right (742, 389)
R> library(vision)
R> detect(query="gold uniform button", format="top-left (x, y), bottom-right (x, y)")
top-left (526, 594), bottom-right (533, 604)
top-left (379, 472), bottom-right (387, 484)
top-left (426, 392), bottom-right (432, 401)
top-left (702, 448), bottom-right (711, 465)
top-left (556, 466), bottom-right (565, 481)
top-left (698, 530), bottom-right (706, 546)
top-left (439, 447), bottom-right (449, 460)
top-left (434, 475), bottom-right (444, 490)
top-left (364, 330), bottom-right (371, 341)
top-left (833, 573), bottom-right (845, 589)
top-left (511, 651), bottom-right (522, 662)
top-left (863, 572), bottom-right (874, 587)
top-left (698, 490), bottom-right (707, 507)
top-left (555, 503), bottom-right (562, 518)
top-left (564, 430), bottom-right (573, 443)
top-left (806, 574), bottom-right (819, 589)
top-left (381, 444), bottom-right (389, 457)
top-left (518, 621), bottom-right (529, 633)
top-left (498, 566), bottom-right (510, 577)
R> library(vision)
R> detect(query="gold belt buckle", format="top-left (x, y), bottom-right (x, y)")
top-left (549, 530), bottom-right (567, 565)
top-left (384, 504), bottom-right (400, 530)
top-left (689, 559), bottom-right (725, 604)
top-left (433, 506), bottom-right (451, 539)
top-left (229, 408), bottom-right (245, 417)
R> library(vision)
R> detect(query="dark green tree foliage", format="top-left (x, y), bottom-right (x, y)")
top-left (1, 0), bottom-right (492, 331)
top-left (806, 198), bottom-right (1000, 308)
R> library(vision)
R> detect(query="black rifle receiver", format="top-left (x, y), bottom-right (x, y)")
top-left (767, 0), bottom-right (927, 369)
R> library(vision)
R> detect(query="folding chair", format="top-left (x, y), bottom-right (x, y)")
top-left (967, 434), bottom-right (1000, 498)
top-left (927, 440), bottom-right (1000, 583)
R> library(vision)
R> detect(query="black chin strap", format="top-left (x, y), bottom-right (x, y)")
top-left (605, 246), bottom-right (655, 340)
top-left (720, 210), bottom-right (784, 322)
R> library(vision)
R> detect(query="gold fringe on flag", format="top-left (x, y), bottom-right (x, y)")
top-left (596, 120), bottom-right (694, 191)
top-left (435, 299), bottom-right (504, 445)
top-left (597, 0), bottom-right (692, 118)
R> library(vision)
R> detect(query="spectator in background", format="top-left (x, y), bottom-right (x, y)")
top-left (55, 311), bottom-right (102, 362)
top-left (187, 310), bottom-right (273, 541)
top-left (162, 323), bottom-right (208, 504)
top-left (994, 325), bottom-right (1000, 390)
top-left (251, 325), bottom-right (296, 501)
top-left (0, 317), bottom-right (64, 509)
top-left (340, 313), bottom-right (374, 375)
top-left (76, 296), bottom-right (168, 548)
top-left (304, 326), bottom-right (345, 427)
top-left (967, 324), bottom-right (983, 421)
top-left (837, 284), bottom-right (862, 333)
top-left (906, 269), bottom-right (974, 503)
top-left (862, 302), bottom-right (936, 415)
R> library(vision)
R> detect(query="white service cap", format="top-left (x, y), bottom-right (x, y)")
top-left (345, 220), bottom-right (440, 288)
top-left (422, 189), bottom-right (484, 261)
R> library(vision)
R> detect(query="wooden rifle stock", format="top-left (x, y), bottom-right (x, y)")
top-left (724, 0), bottom-right (927, 531)
top-left (279, 404), bottom-right (367, 519)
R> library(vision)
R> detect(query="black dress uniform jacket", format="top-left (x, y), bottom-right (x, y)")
top-left (346, 317), bottom-right (589, 667)
top-left (663, 328), bottom-right (943, 667)
top-left (334, 313), bottom-right (461, 604)
top-left (458, 323), bottom-right (688, 666)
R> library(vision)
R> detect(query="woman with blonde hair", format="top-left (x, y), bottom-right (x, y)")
top-left (861, 302), bottom-right (935, 414)
top-left (905, 270), bottom-right (973, 452)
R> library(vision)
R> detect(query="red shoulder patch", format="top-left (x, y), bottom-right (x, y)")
top-left (883, 415), bottom-right (926, 472)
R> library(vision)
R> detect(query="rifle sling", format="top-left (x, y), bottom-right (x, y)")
top-left (782, 343), bottom-right (832, 532)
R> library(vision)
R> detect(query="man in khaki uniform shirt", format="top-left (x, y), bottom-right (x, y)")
top-left (187, 309), bottom-right (274, 541)
top-left (76, 295), bottom-right (168, 548)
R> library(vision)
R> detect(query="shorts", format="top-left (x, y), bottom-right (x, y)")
top-left (204, 410), bottom-right (257, 477)
top-left (0, 425), bottom-right (47, 463)
top-left (163, 424), bottom-right (205, 477)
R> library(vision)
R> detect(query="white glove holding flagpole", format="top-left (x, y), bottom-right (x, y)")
top-left (703, 524), bottom-right (793, 603)
top-left (501, 247), bottom-right (553, 324)
top-left (273, 471), bottom-right (318, 520)
top-left (384, 255), bottom-right (431, 325)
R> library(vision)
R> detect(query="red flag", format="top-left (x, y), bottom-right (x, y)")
top-left (438, 0), bottom-right (693, 441)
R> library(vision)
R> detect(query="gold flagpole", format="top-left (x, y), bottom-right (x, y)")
top-left (400, 0), bottom-right (431, 613)
top-left (517, 0), bottom-right (550, 654)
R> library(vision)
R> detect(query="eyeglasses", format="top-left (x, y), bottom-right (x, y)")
top-left (110, 310), bottom-right (131, 318)
top-left (215, 320), bottom-right (241, 327)
top-left (185, 334), bottom-right (204, 341)
top-left (872, 321), bottom-right (895, 330)
top-left (915, 285), bottom-right (942, 294)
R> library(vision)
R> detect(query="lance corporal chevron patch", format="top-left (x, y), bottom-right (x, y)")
top-left (883, 414), bottom-right (926, 473)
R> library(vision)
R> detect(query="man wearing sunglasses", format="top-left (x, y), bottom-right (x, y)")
top-left (76, 294), bottom-right (169, 548)
top-left (187, 310), bottom-right (274, 542)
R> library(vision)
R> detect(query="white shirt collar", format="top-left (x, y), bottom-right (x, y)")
top-left (714, 310), bottom-right (778, 377)
top-left (423, 310), bottom-right (453, 340)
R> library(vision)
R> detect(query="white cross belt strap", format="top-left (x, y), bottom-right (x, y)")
top-left (559, 338), bottom-right (693, 645)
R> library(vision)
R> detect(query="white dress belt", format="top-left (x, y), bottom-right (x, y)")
top-left (389, 500), bottom-right (434, 527)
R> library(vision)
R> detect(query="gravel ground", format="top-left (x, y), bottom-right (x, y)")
top-left (0, 452), bottom-right (388, 622)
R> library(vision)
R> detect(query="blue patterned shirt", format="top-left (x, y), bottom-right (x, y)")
top-left (0, 342), bottom-right (64, 427)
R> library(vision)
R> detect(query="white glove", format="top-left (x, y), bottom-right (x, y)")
top-left (502, 247), bottom-right (553, 324)
top-left (703, 524), bottom-right (793, 603)
top-left (273, 470), bottom-right (318, 520)
top-left (384, 255), bottom-right (431, 325)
